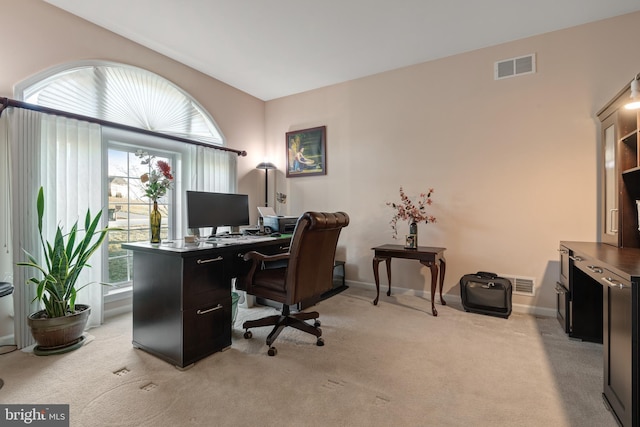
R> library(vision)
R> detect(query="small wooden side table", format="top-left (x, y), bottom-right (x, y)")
top-left (372, 244), bottom-right (447, 316)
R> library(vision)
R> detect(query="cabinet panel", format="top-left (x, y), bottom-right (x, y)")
top-left (556, 246), bottom-right (571, 333)
top-left (603, 270), bottom-right (633, 427)
top-left (602, 116), bottom-right (619, 246)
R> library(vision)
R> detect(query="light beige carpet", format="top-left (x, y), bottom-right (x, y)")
top-left (0, 286), bottom-right (616, 427)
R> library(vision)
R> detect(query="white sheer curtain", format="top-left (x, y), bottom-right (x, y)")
top-left (187, 144), bottom-right (237, 192)
top-left (7, 108), bottom-right (43, 349)
top-left (40, 114), bottom-right (104, 329)
top-left (6, 108), bottom-right (103, 349)
top-left (181, 145), bottom-right (238, 235)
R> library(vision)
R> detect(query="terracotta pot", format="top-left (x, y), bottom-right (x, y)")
top-left (27, 304), bottom-right (90, 350)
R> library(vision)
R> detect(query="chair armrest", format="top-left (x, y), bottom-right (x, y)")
top-left (243, 251), bottom-right (290, 263)
top-left (239, 251), bottom-right (290, 292)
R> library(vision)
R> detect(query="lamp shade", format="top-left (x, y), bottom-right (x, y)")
top-left (625, 75), bottom-right (640, 110)
top-left (256, 162), bottom-right (276, 170)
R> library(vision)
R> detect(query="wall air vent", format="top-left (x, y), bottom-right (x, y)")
top-left (494, 54), bottom-right (536, 80)
top-left (500, 274), bottom-right (536, 296)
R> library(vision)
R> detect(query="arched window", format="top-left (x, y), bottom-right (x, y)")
top-left (14, 61), bottom-right (236, 293)
top-left (16, 61), bottom-right (224, 145)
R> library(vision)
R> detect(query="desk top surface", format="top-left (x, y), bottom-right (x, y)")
top-left (561, 241), bottom-right (640, 279)
top-left (123, 235), bottom-right (291, 255)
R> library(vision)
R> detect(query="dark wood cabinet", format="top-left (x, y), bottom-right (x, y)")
top-left (597, 85), bottom-right (640, 248)
top-left (603, 268), bottom-right (634, 427)
top-left (123, 238), bottom-right (290, 369)
top-left (560, 241), bottom-right (640, 426)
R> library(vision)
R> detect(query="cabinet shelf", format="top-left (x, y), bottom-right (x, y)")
top-left (620, 129), bottom-right (638, 143)
top-left (622, 165), bottom-right (640, 176)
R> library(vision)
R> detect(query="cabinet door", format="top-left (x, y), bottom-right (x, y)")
top-left (602, 114), bottom-right (619, 246)
top-left (602, 270), bottom-right (632, 426)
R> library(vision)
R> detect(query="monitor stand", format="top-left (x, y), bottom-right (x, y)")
top-left (228, 226), bottom-right (242, 236)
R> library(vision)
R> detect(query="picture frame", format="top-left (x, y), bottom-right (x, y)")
top-left (286, 126), bottom-right (326, 177)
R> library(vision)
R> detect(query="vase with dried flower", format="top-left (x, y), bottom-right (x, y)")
top-left (136, 150), bottom-right (174, 244)
top-left (387, 187), bottom-right (436, 249)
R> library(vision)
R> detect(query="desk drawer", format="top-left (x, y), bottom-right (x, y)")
top-left (183, 296), bottom-right (232, 365)
top-left (183, 254), bottom-right (230, 309)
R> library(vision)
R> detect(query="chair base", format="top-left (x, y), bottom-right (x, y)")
top-left (243, 305), bottom-right (323, 353)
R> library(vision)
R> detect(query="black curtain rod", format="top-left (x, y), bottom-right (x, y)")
top-left (0, 97), bottom-right (247, 157)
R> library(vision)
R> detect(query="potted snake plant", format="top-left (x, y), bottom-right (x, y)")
top-left (17, 187), bottom-right (111, 354)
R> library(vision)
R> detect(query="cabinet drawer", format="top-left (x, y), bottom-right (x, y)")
top-left (572, 251), bottom-right (607, 284)
top-left (183, 296), bottom-right (232, 366)
top-left (183, 254), bottom-right (230, 309)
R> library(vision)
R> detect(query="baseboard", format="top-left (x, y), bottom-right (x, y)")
top-left (346, 280), bottom-right (556, 318)
top-left (0, 334), bottom-right (15, 346)
top-left (104, 295), bottom-right (133, 319)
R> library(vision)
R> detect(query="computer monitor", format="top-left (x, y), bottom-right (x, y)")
top-left (186, 191), bottom-right (250, 235)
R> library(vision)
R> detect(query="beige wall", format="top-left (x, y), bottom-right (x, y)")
top-left (265, 12), bottom-right (640, 312)
top-left (4, 0), bottom-right (640, 313)
top-left (0, 0), bottom-right (267, 221)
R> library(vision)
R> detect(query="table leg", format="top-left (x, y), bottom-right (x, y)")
top-left (384, 258), bottom-right (392, 297)
top-left (421, 260), bottom-right (439, 316)
top-left (372, 257), bottom-right (382, 305)
top-left (439, 257), bottom-right (446, 306)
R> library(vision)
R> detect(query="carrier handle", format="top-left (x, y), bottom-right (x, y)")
top-left (476, 271), bottom-right (498, 279)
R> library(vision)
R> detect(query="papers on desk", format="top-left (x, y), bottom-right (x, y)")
top-left (206, 235), bottom-right (277, 245)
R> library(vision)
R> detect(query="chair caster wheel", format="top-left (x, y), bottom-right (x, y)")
top-left (268, 346), bottom-right (277, 356)
top-left (244, 331), bottom-right (252, 339)
top-left (316, 338), bottom-right (324, 346)
top-left (314, 320), bottom-right (321, 327)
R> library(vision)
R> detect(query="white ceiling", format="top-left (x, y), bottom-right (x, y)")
top-left (44, 0), bottom-right (640, 101)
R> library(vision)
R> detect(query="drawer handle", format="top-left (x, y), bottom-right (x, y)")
top-left (197, 256), bottom-right (223, 264)
top-left (280, 246), bottom-right (290, 251)
top-left (558, 249), bottom-right (568, 254)
top-left (197, 304), bottom-right (223, 315)
top-left (601, 277), bottom-right (629, 289)
top-left (587, 265), bottom-right (603, 274)
top-left (569, 255), bottom-right (583, 262)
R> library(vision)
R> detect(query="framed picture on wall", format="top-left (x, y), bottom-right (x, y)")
top-left (286, 126), bottom-right (326, 177)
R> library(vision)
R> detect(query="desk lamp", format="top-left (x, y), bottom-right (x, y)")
top-left (256, 161), bottom-right (276, 206)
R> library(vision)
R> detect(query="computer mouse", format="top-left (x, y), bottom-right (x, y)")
top-left (270, 232), bottom-right (281, 237)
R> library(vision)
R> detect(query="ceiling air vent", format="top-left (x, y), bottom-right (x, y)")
top-left (494, 54), bottom-right (536, 80)
top-left (499, 274), bottom-right (535, 296)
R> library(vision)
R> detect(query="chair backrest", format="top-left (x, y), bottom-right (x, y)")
top-left (285, 211), bottom-right (349, 305)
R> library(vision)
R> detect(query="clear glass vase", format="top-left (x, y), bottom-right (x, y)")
top-left (150, 201), bottom-right (161, 244)
top-left (405, 221), bottom-right (418, 249)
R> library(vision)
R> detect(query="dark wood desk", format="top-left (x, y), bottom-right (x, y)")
top-left (560, 241), bottom-right (640, 427)
top-left (122, 236), bottom-right (291, 368)
top-left (372, 244), bottom-right (446, 316)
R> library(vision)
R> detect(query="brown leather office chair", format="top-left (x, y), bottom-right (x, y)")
top-left (239, 211), bottom-right (349, 356)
